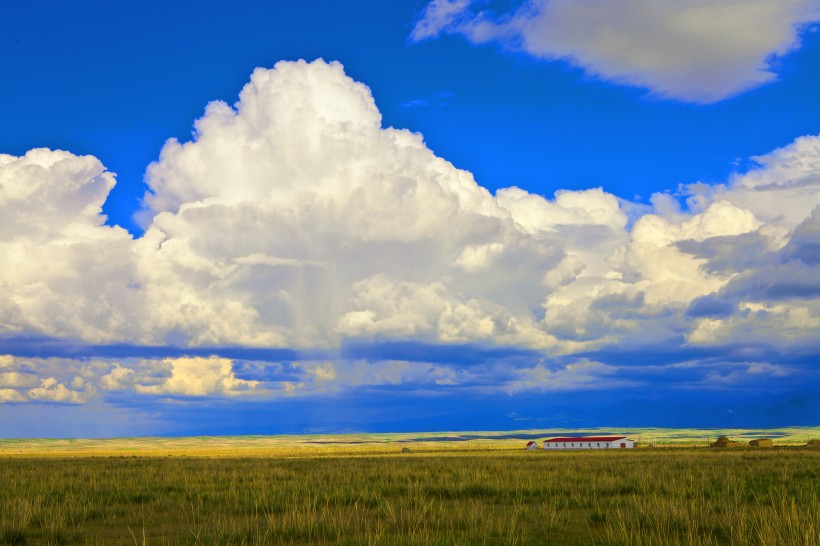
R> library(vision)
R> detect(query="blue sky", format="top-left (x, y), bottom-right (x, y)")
top-left (1, 0), bottom-right (819, 437)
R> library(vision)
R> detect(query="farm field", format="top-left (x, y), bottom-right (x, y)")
top-left (1, 436), bottom-right (819, 545)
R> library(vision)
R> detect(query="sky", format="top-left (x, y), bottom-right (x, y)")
top-left (1, 0), bottom-right (820, 437)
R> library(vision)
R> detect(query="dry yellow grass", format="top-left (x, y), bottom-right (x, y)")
top-left (1, 448), bottom-right (818, 545)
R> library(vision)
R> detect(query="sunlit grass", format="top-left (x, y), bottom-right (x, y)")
top-left (1, 447), bottom-right (818, 545)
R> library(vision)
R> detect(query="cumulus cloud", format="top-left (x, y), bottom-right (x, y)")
top-left (0, 356), bottom-right (100, 404)
top-left (0, 355), bottom-right (262, 402)
top-left (135, 59), bottom-right (593, 350)
top-left (539, 131), bottom-right (820, 351)
top-left (685, 135), bottom-right (820, 229)
top-left (0, 59), bottom-right (819, 404)
top-left (98, 364), bottom-right (136, 391)
top-left (0, 149), bottom-right (139, 343)
top-left (133, 357), bottom-right (261, 397)
top-left (0, 372), bottom-right (40, 388)
top-left (671, 154), bottom-right (820, 352)
top-left (676, 140), bottom-right (820, 304)
top-left (27, 377), bottom-right (91, 404)
top-left (0, 62), bottom-right (558, 350)
top-left (0, 389), bottom-right (26, 403)
top-left (411, 0), bottom-right (820, 102)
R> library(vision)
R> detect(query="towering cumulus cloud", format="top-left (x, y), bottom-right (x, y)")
top-left (412, 0), bottom-right (820, 102)
top-left (1, 60), bottom-right (819, 407)
top-left (138, 60), bottom-right (573, 349)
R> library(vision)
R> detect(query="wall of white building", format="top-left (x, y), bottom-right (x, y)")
top-left (542, 438), bottom-right (634, 449)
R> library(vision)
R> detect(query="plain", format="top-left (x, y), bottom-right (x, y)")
top-left (1, 437), bottom-right (819, 545)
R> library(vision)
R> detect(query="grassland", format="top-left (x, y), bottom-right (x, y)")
top-left (1, 439), bottom-right (819, 545)
top-left (2, 427), bottom-right (819, 457)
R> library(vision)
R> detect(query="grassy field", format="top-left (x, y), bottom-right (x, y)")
top-left (2, 427), bottom-right (819, 457)
top-left (1, 445), bottom-right (818, 545)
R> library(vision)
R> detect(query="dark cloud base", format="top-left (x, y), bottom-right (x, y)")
top-left (0, 336), bottom-right (540, 366)
top-left (141, 340), bottom-right (820, 436)
top-left (104, 388), bottom-right (820, 438)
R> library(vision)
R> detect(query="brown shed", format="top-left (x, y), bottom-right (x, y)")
top-left (749, 438), bottom-right (773, 447)
top-left (710, 435), bottom-right (741, 448)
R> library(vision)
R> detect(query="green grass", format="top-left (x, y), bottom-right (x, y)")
top-left (1, 448), bottom-right (818, 545)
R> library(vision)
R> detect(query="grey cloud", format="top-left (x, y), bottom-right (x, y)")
top-left (676, 232), bottom-right (772, 275)
top-left (782, 206), bottom-right (820, 265)
top-left (726, 264), bottom-right (820, 301)
top-left (686, 295), bottom-right (736, 318)
top-left (700, 209), bottom-right (820, 303)
top-left (412, 0), bottom-right (820, 103)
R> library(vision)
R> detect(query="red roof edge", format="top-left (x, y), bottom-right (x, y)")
top-left (544, 436), bottom-right (627, 442)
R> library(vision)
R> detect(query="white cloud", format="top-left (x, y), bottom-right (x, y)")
top-left (0, 346), bottom-right (812, 406)
top-left (0, 355), bottom-right (262, 403)
top-left (687, 297), bottom-right (820, 350)
top-left (133, 357), bottom-right (261, 397)
top-left (27, 377), bottom-right (91, 404)
top-left (0, 149), bottom-right (140, 343)
top-left (611, 201), bottom-right (761, 300)
top-left (686, 135), bottom-right (820, 229)
top-left (537, 199), bottom-right (766, 346)
top-left (669, 146), bottom-right (820, 351)
top-left (0, 60), bottom-right (818, 383)
top-left (134, 59), bottom-right (594, 350)
top-left (503, 359), bottom-right (621, 394)
top-left (0, 354), bottom-right (468, 402)
top-left (411, 0), bottom-right (820, 102)
top-left (282, 359), bottom-right (464, 394)
top-left (411, 0), bottom-right (472, 41)
top-left (0, 389), bottom-right (26, 403)
top-left (0, 355), bottom-right (105, 404)
top-left (0, 372), bottom-right (40, 388)
top-left (99, 364), bottom-right (135, 391)
top-left (540, 134), bottom-right (820, 349)
top-left (497, 187), bottom-right (627, 233)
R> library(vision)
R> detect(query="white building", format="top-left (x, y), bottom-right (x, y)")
top-left (542, 436), bottom-right (634, 450)
top-left (526, 441), bottom-right (540, 450)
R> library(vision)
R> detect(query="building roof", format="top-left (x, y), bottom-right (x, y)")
top-left (544, 436), bottom-right (627, 442)
top-left (526, 441), bottom-right (537, 445)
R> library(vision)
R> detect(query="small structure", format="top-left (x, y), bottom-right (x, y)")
top-left (401, 447), bottom-right (411, 453)
top-left (526, 441), bottom-right (540, 450)
top-left (749, 438), bottom-right (773, 448)
top-left (710, 435), bottom-right (742, 448)
top-left (805, 439), bottom-right (820, 448)
top-left (542, 436), bottom-right (634, 450)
